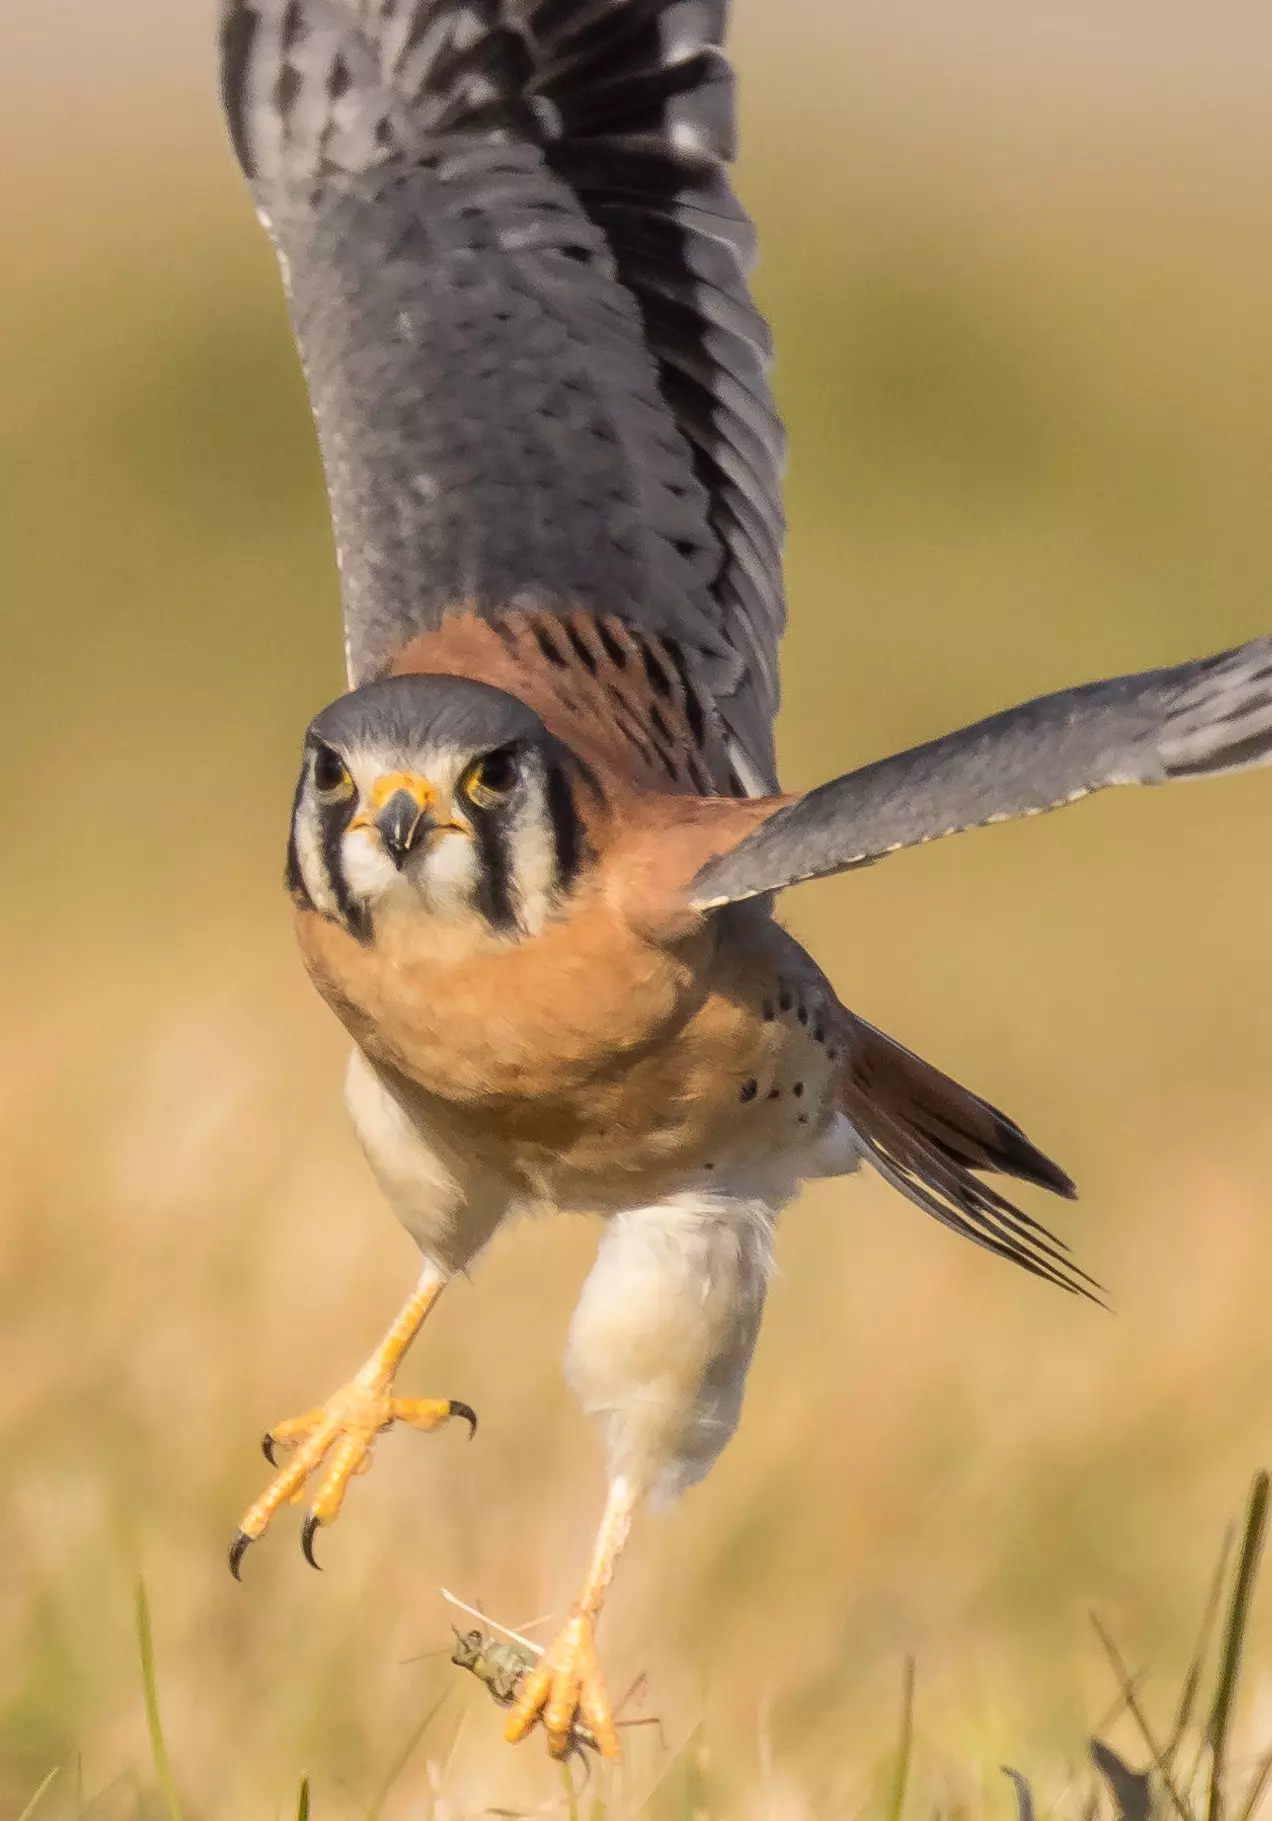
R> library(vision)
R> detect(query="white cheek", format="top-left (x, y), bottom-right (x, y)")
top-left (418, 830), bottom-right (479, 914)
top-left (341, 828), bottom-right (401, 901)
top-left (293, 800), bottom-right (340, 918)
top-left (507, 791), bottom-right (558, 935)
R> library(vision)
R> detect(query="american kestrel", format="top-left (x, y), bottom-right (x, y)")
top-left (219, 0), bottom-right (1272, 1760)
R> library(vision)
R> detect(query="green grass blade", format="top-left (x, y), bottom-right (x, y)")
top-left (885, 1657), bottom-right (916, 1821)
top-left (296, 1777), bottom-right (311, 1821)
top-left (1167, 1525), bottom-right (1234, 1776)
top-left (1207, 1472), bottom-right (1270, 1821)
top-left (15, 1766), bottom-right (61, 1821)
top-left (134, 1576), bottom-right (184, 1821)
top-left (560, 1759), bottom-right (581, 1821)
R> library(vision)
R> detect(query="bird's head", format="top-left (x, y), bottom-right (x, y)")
top-left (286, 674), bottom-right (587, 943)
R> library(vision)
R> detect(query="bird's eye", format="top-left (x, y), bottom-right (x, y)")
top-left (464, 748), bottom-right (519, 809)
top-left (312, 744), bottom-right (353, 800)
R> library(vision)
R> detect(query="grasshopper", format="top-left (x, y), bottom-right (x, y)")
top-left (449, 1627), bottom-right (536, 1707)
top-left (449, 1625), bottom-right (608, 1761)
top-left (444, 1598), bottom-right (660, 1764)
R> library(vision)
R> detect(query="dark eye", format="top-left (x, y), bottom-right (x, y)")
top-left (464, 747), bottom-right (519, 809)
top-left (312, 744), bottom-right (352, 799)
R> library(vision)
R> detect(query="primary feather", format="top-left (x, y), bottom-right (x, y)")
top-left (689, 636), bottom-right (1272, 909)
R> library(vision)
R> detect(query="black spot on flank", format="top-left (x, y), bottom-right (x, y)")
top-left (533, 622), bottom-right (568, 669)
top-left (653, 746), bottom-right (680, 783)
top-left (793, 1082), bottom-right (805, 1098)
top-left (596, 620), bottom-right (628, 668)
top-left (761, 1001), bottom-right (775, 1021)
top-left (798, 1114), bottom-right (810, 1126)
top-left (740, 1078), bottom-right (758, 1103)
top-left (767, 1087), bottom-right (780, 1101)
top-left (778, 988), bottom-right (793, 1013)
top-left (328, 54), bottom-right (351, 100)
top-left (814, 1023), bottom-right (826, 1044)
top-left (564, 621), bottom-right (599, 674)
top-left (796, 1005), bottom-right (808, 1026)
top-left (649, 703), bottom-right (674, 745)
top-left (638, 639), bottom-right (674, 700)
top-left (493, 619), bottom-right (522, 651)
top-left (274, 59), bottom-right (302, 116)
top-left (704, 1161), bottom-right (715, 1170)
top-left (827, 1048), bottom-right (838, 1062)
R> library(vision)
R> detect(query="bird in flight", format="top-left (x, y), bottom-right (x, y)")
top-left (218, 0), bottom-right (1272, 1761)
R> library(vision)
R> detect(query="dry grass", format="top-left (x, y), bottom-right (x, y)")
top-left (5, 4), bottom-right (1272, 1815)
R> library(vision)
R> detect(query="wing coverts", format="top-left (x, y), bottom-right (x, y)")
top-left (220, 0), bottom-right (786, 787)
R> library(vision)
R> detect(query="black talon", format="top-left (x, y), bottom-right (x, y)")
top-left (301, 1513), bottom-right (323, 1570)
top-left (261, 1433), bottom-right (278, 1467)
top-left (449, 1400), bottom-right (478, 1438)
top-left (229, 1530), bottom-right (252, 1581)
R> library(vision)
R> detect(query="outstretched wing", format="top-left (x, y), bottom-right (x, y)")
top-left (688, 636), bottom-right (1272, 909)
top-left (219, 0), bottom-right (785, 789)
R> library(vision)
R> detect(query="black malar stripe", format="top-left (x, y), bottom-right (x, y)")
top-left (472, 803), bottom-right (518, 932)
top-left (320, 797), bottom-right (371, 943)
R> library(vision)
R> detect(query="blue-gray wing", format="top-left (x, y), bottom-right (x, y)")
top-left (219, 0), bottom-right (785, 790)
top-left (689, 637), bottom-right (1272, 908)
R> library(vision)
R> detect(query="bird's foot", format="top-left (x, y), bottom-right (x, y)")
top-left (504, 1611), bottom-right (619, 1760)
top-left (229, 1376), bottom-right (475, 1576)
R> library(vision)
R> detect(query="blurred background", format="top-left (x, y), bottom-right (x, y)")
top-left (4, 2), bottom-right (1272, 1814)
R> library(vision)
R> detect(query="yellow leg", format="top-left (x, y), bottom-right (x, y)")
top-left (505, 1476), bottom-right (637, 1760)
top-left (229, 1265), bottom-right (474, 1577)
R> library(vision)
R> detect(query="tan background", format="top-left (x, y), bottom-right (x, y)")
top-left (3, 2), bottom-right (1272, 1814)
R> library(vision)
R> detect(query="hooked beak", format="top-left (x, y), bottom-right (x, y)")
top-left (351, 772), bottom-right (440, 869)
top-left (376, 788), bottom-right (429, 867)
